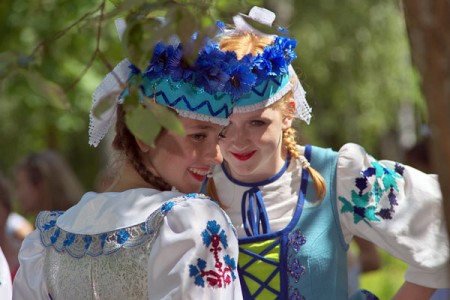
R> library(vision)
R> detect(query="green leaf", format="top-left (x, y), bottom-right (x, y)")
top-left (147, 101), bottom-right (185, 136)
top-left (23, 71), bottom-right (70, 110)
top-left (92, 91), bottom-right (118, 118)
top-left (125, 105), bottom-right (161, 147)
top-left (123, 21), bottom-right (144, 66)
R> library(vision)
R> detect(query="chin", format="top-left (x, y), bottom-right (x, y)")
top-left (176, 184), bottom-right (202, 194)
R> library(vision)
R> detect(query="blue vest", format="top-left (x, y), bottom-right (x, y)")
top-left (237, 146), bottom-right (376, 300)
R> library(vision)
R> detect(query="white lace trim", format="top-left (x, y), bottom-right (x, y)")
top-left (290, 66), bottom-right (312, 124)
top-left (176, 109), bottom-right (230, 126)
top-left (88, 58), bottom-right (130, 147)
top-left (233, 66), bottom-right (312, 124)
top-left (233, 82), bottom-right (292, 114)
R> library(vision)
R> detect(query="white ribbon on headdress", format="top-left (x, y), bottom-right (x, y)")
top-left (88, 19), bottom-right (130, 147)
top-left (232, 6), bottom-right (312, 124)
top-left (88, 58), bottom-right (130, 147)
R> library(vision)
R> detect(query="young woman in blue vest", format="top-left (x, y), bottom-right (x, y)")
top-left (206, 7), bottom-right (449, 300)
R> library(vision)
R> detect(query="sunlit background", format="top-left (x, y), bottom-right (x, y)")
top-left (0, 0), bottom-right (432, 298)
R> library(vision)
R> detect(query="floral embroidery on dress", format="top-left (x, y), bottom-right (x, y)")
top-left (288, 229), bottom-right (306, 299)
top-left (37, 193), bottom-right (212, 258)
top-left (189, 220), bottom-right (237, 288)
top-left (338, 160), bottom-right (404, 225)
top-left (289, 288), bottom-right (306, 300)
top-left (288, 229), bottom-right (307, 252)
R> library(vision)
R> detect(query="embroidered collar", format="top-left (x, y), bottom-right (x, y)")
top-left (221, 153), bottom-right (291, 236)
top-left (221, 152), bottom-right (291, 187)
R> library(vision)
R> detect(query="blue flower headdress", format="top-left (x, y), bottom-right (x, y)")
top-left (89, 7), bottom-right (311, 147)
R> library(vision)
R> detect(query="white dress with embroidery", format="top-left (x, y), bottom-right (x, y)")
top-left (13, 188), bottom-right (242, 300)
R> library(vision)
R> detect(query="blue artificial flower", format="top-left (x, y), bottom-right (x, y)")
top-left (275, 36), bottom-right (297, 65)
top-left (145, 43), bottom-right (176, 79)
top-left (128, 64), bottom-right (141, 75)
top-left (194, 45), bottom-right (231, 94)
top-left (263, 45), bottom-right (289, 75)
top-left (216, 20), bottom-right (226, 32)
top-left (252, 54), bottom-right (273, 85)
top-left (277, 27), bottom-right (289, 34)
top-left (223, 53), bottom-right (256, 99)
top-left (167, 44), bottom-right (194, 82)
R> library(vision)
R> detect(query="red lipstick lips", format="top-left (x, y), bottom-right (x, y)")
top-left (231, 151), bottom-right (255, 161)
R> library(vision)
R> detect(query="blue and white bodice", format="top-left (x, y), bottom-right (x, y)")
top-left (212, 143), bottom-right (448, 299)
top-left (13, 189), bottom-right (243, 300)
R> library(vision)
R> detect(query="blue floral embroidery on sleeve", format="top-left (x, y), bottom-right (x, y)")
top-left (161, 200), bottom-right (175, 213)
top-left (339, 160), bottom-right (404, 225)
top-left (189, 220), bottom-right (237, 288)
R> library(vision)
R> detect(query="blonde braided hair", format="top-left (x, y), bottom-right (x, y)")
top-left (275, 93), bottom-right (326, 200)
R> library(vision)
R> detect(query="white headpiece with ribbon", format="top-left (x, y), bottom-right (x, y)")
top-left (231, 6), bottom-right (312, 124)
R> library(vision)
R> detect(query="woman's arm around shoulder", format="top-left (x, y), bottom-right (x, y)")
top-left (147, 194), bottom-right (242, 300)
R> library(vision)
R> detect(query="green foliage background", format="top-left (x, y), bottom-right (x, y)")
top-left (0, 1), bottom-right (425, 298)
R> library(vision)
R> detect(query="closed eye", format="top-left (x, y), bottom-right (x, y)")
top-left (189, 133), bottom-right (207, 142)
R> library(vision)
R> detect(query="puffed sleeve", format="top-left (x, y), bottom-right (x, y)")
top-left (147, 196), bottom-right (242, 300)
top-left (0, 246), bottom-right (12, 300)
top-left (336, 143), bottom-right (449, 288)
top-left (12, 229), bottom-right (49, 300)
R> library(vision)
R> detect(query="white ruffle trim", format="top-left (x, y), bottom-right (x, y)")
top-left (88, 58), bottom-right (131, 147)
top-left (176, 109), bottom-right (230, 126)
top-left (232, 66), bottom-right (312, 124)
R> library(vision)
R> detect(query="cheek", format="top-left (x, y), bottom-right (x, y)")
top-left (258, 127), bottom-right (282, 146)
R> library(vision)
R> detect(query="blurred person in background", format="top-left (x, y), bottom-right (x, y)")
top-left (0, 170), bottom-right (33, 280)
top-left (14, 150), bottom-right (84, 217)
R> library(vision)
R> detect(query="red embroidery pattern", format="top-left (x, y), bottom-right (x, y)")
top-left (189, 220), bottom-right (237, 288)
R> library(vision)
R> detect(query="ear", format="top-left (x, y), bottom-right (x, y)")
top-left (282, 99), bottom-right (295, 129)
top-left (135, 138), bottom-right (151, 153)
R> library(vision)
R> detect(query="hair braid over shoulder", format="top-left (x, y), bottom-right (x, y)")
top-left (112, 105), bottom-right (171, 191)
top-left (277, 94), bottom-right (327, 200)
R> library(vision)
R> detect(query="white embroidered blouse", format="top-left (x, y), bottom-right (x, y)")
top-left (13, 188), bottom-right (242, 300)
top-left (213, 143), bottom-right (449, 289)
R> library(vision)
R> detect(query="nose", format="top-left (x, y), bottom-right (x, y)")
top-left (205, 142), bottom-right (223, 165)
top-left (228, 127), bottom-right (249, 150)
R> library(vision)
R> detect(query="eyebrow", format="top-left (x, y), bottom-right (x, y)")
top-left (186, 124), bottom-right (215, 130)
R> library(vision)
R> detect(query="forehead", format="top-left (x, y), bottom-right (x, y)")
top-left (230, 106), bottom-right (279, 121)
top-left (180, 117), bottom-right (223, 130)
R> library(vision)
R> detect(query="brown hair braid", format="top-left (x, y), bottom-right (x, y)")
top-left (112, 105), bottom-right (171, 191)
